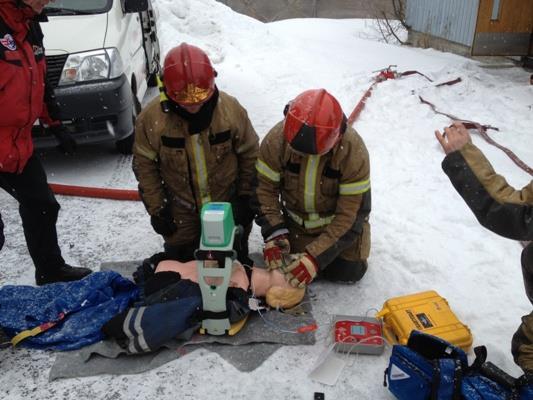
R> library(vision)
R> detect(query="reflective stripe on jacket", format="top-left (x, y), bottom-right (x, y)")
top-left (254, 122), bottom-right (371, 269)
top-left (132, 91), bottom-right (259, 216)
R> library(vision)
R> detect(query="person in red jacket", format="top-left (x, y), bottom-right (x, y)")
top-left (0, 0), bottom-right (90, 285)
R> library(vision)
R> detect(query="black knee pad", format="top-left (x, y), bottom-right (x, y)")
top-left (320, 259), bottom-right (368, 284)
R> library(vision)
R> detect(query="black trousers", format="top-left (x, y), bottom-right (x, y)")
top-left (0, 155), bottom-right (64, 275)
top-left (319, 258), bottom-right (368, 283)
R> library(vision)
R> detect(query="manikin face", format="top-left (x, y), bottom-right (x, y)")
top-left (22, 0), bottom-right (52, 13)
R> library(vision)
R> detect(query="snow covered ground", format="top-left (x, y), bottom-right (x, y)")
top-left (1, 0), bottom-right (532, 398)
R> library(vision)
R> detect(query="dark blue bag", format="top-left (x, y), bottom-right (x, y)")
top-left (385, 331), bottom-right (518, 400)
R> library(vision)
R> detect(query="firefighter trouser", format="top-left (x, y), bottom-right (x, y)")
top-left (286, 219), bottom-right (369, 283)
top-left (512, 243), bottom-right (533, 373)
top-left (0, 155), bottom-right (65, 276)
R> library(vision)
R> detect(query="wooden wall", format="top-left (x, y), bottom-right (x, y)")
top-left (476, 0), bottom-right (533, 33)
top-left (473, 0), bottom-right (533, 55)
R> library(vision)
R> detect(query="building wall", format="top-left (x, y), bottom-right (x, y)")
top-left (405, 0), bottom-right (479, 47)
top-left (472, 0), bottom-right (533, 56)
top-left (216, 0), bottom-right (398, 22)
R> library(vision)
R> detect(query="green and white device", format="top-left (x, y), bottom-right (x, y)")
top-left (196, 202), bottom-right (237, 335)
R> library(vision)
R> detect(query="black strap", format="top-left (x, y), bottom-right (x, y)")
top-left (285, 161), bottom-right (300, 174)
top-left (161, 136), bottom-right (185, 148)
top-left (199, 310), bottom-right (229, 320)
top-left (452, 359), bottom-right (463, 400)
top-left (194, 249), bottom-right (237, 269)
top-left (323, 165), bottom-right (341, 179)
top-left (469, 346), bottom-right (488, 372)
top-left (208, 130), bottom-right (231, 145)
top-left (430, 361), bottom-right (440, 400)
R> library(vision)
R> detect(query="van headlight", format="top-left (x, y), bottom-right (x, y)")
top-left (58, 48), bottom-right (124, 85)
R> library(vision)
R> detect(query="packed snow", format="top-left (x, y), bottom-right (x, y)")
top-left (1, 0), bottom-right (532, 398)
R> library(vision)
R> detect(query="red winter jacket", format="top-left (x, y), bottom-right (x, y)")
top-left (0, 0), bottom-right (51, 173)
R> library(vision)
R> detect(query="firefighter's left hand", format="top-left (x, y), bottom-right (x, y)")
top-left (435, 121), bottom-right (471, 155)
top-left (284, 253), bottom-right (318, 288)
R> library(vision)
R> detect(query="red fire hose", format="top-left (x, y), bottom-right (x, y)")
top-left (49, 183), bottom-right (140, 201)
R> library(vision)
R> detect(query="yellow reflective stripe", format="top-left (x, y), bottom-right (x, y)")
top-left (157, 75), bottom-right (169, 102)
top-left (304, 155), bottom-right (320, 213)
top-left (339, 179), bottom-right (370, 195)
top-left (135, 144), bottom-right (158, 161)
top-left (255, 159), bottom-right (280, 182)
top-left (304, 215), bottom-right (334, 229)
top-left (11, 326), bottom-right (43, 346)
top-left (191, 134), bottom-right (211, 205)
top-left (286, 209), bottom-right (334, 229)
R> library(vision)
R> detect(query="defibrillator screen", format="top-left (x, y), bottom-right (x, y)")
top-left (350, 325), bottom-right (366, 336)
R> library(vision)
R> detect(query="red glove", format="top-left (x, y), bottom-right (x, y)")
top-left (285, 253), bottom-right (318, 288)
top-left (263, 235), bottom-right (290, 270)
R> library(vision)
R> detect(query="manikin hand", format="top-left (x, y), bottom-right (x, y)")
top-left (435, 121), bottom-right (472, 155)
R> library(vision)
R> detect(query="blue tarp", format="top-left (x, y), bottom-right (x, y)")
top-left (0, 271), bottom-right (138, 350)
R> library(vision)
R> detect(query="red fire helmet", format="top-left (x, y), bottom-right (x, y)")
top-left (162, 43), bottom-right (216, 105)
top-left (283, 89), bottom-right (346, 155)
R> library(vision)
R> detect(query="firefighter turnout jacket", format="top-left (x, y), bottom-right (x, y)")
top-left (0, 1), bottom-right (50, 173)
top-left (442, 141), bottom-right (533, 373)
top-left (254, 122), bottom-right (371, 270)
top-left (133, 91), bottom-right (259, 218)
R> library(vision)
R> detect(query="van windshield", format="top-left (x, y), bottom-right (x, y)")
top-left (45, 0), bottom-right (112, 16)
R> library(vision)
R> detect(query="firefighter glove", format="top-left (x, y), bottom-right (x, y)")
top-left (284, 252), bottom-right (318, 289)
top-left (263, 234), bottom-right (290, 270)
top-left (49, 124), bottom-right (77, 155)
top-left (150, 205), bottom-right (177, 237)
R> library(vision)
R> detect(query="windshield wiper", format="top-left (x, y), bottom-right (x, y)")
top-left (45, 7), bottom-right (92, 16)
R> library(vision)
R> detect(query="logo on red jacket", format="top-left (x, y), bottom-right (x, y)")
top-left (0, 34), bottom-right (16, 51)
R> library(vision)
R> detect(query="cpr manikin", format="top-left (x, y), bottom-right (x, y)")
top-left (155, 260), bottom-right (305, 309)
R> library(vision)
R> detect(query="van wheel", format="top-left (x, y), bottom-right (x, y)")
top-left (115, 92), bottom-right (141, 155)
top-left (116, 134), bottom-right (134, 155)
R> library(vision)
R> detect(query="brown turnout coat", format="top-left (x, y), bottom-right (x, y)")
top-left (254, 122), bottom-right (371, 269)
top-left (133, 91), bottom-right (259, 219)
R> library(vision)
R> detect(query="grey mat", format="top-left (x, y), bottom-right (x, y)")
top-left (49, 260), bottom-right (315, 381)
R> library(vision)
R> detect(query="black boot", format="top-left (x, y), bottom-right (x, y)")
top-left (0, 327), bottom-right (10, 349)
top-left (36, 264), bottom-right (92, 286)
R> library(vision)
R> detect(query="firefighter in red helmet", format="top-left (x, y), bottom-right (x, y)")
top-left (253, 89), bottom-right (371, 288)
top-left (133, 43), bottom-right (259, 264)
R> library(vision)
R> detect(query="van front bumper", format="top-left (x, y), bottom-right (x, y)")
top-left (33, 74), bottom-right (133, 149)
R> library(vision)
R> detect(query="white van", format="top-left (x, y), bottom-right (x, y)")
top-left (33, 0), bottom-right (160, 154)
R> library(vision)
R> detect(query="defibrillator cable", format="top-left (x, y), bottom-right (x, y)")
top-left (245, 264), bottom-right (318, 335)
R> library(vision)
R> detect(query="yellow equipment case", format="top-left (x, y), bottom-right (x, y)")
top-left (376, 290), bottom-right (473, 350)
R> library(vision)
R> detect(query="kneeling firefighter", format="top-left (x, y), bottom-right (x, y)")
top-left (133, 43), bottom-right (259, 263)
top-left (253, 89), bottom-right (371, 288)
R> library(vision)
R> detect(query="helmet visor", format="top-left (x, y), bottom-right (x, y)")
top-left (164, 61), bottom-right (215, 105)
top-left (284, 111), bottom-right (340, 155)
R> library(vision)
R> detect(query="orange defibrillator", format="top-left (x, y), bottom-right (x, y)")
top-left (376, 290), bottom-right (473, 350)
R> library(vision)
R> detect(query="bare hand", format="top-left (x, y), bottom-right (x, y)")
top-left (435, 121), bottom-right (472, 155)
